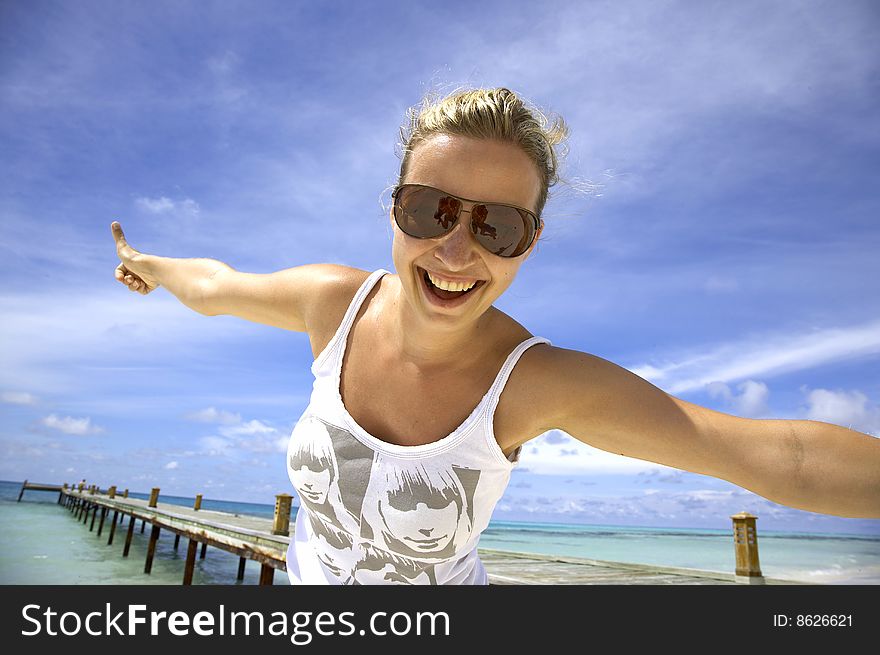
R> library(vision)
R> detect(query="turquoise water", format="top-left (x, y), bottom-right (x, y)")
top-left (2, 481), bottom-right (877, 584)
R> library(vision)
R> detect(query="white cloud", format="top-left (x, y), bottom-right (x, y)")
top-left (38, 414), bottom-right (103, 436)
top-left (199, 436), bottom-right (233, 455)
top-left (135, 196), bottom-right (200, 217)
top-left (219, 419), bottom-right (275, 437)
top-left (1, 391), bottom-right (37, 405)
top-left (164, 461), bottom-right (179, 470)
top-left (184, 407), bottom-right (242, 425)
top-left (630, 320), bottom-right (880, 394)
top-left (803, 387), bottom-right (880, 436)
top-left (519, 430), bottom-right (679, 475)
top-left (195, 415), bottom-right (289, 456)
top-left (706, 380), bottom-right (769, 417)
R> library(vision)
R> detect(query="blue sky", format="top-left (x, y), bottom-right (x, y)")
top-left (1, 0), bottom-right (878, 536)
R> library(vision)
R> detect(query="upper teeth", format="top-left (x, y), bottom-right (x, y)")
top-left (427, 272), bottom-right (477, 292)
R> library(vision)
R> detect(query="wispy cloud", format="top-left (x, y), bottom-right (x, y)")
top-left (1, 391), bottom-right (37, 405)
top-left (37, 414), bottom-right (104, 436)
top-left (630, 320), bottom-right (880, 394)
top-left (184, 407), bottom-right (242, 425)
top-left (135, 196), bottom-right (200, 217)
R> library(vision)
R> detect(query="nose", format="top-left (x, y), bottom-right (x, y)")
top-left (432, 206), bottom-right (481, 270)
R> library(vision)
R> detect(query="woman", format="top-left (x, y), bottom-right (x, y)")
top-left (110, 87), bottom-right (880, 585)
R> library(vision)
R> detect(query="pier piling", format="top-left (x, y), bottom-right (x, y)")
top-left (97, 507), bottom-right (107, 536)
top-left (183, 539), bottom-right (198, 585)
top-left (144, 525), bottom-right (161, 574)
top-left (731, 511), bottom-right (764, 584)
top-left (123, 516), bottom-right (135, 557)
top-left (108, 511), bottom-right (119, 545)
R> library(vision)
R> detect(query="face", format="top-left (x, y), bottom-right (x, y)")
top-left (391, 134), bottom-right (543, 326)
top-left (379, 497), bottom-right (459, 553)
top-left (291, 465), bottom-right (330, 505)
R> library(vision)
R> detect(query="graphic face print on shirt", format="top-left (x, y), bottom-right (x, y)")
top-left (287, 415), bottom-right (482, 583)
top-left (364, 457), bottom-right (480, 559)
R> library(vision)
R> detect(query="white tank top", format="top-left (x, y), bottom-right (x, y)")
top-left (285, 269), bottom-right (550, 584)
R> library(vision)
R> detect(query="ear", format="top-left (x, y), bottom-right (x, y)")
top-left (525, 219), bottom-right (544, 259)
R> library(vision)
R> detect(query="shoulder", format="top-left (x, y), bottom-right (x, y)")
top-left (303, 265), bottom-right (373, 357)
top-left (499, 344), bottom-right (615, 434)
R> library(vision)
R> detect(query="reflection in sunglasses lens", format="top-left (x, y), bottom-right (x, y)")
top-left (395, 185), bottom-right (535, 257)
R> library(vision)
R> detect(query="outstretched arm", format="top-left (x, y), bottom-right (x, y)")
top-left (536, 347), bottom-right (880, 518)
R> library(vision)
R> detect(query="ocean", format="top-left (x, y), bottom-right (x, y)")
top-left (1, 480), bottom-right (877, 585)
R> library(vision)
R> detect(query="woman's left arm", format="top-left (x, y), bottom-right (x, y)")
top-left (534, 347), bottom-right (880, 518)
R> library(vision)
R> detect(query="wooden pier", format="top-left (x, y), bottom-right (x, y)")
top-left (56, 485), bottom-right (288, 585)
top-left (36, 481), bottom-right (801, 585)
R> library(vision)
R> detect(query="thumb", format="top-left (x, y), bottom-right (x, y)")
top-left (111, 221), bottom-right (135, 257)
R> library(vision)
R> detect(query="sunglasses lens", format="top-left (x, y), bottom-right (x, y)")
top-left (471, 205), bottom-right (535, 257)
top-left (394, 185), bottom-right (537, 257)
top-left (394, 186), bottom-right (461, 238)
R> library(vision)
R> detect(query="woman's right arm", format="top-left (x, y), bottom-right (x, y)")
top-left (111, 221), bottom-right (360, 333)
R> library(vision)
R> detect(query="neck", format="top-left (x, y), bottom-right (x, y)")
top-left (386, 277), bottom-right (493, 371)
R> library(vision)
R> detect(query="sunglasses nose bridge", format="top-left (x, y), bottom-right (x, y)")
top-left (432, 215), bottom-right (484, 264)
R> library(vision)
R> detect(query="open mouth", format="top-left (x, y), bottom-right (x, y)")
top-left (420, 268), bottom-right (485, 302)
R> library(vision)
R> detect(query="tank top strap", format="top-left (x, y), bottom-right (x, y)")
top-left (312, 269), bottom-right (390, 372)
top-left (483, 335), bottom-right (551, 418)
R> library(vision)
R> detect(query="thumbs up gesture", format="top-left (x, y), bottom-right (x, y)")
top-left (111, 222), bottom-right (160, 295)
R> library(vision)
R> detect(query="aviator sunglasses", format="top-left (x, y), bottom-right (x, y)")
top-left (391, 183), bottom-right (541, 258)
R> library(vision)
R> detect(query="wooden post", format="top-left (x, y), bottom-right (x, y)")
top-left (17, 480), bottom-right (27, 502)
top-left (182, 539), bottom-right (198, 585)
top-left (108, 485), bottom-right (117, 499)
top-left (123, 516), bottom-right (135, 557)
top-left (272, 493), bottom-right (293, 536)
top-left (141, 520), bottom-right (146, 534)
top-left (123, 488), bottom-right (129, 498)
top-left (83, 502), bottom-right (92, 524)
top-left (259, 564), bottom-right (275, 585)
top-left (89, 485), bottom-right (96, 495)
top-left (237, 557), bottom-right (247, 581)
top-left (193, 494), bottom-right (203, 511)
top-left (89, 505), bottom-right (98, 531)
top-left (148, 487), bottom-right (160, 508)
top-left (97, 507), bottom-right (107, 536)
top-left (144, 524), bottom-right (161, 574)
top-left (173, 534), bottom-right (180, 549)
top-left (108, 511), bottom-right (119, 545)
top-left (200, 542), bottom-right (207, 559)
top-left (731, 511), bottom-right (764, 584)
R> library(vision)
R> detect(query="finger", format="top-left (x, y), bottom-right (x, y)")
top-left (111, 221), bottom-right (126, 244)
top-left (111, 221), bottom-right (135, 258)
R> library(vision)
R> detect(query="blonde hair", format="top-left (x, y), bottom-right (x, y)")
top-left (397, 87), bottom-right (569, 218)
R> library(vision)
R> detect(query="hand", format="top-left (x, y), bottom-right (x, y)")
top-left (111, 222), bottom-right (161, 295)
